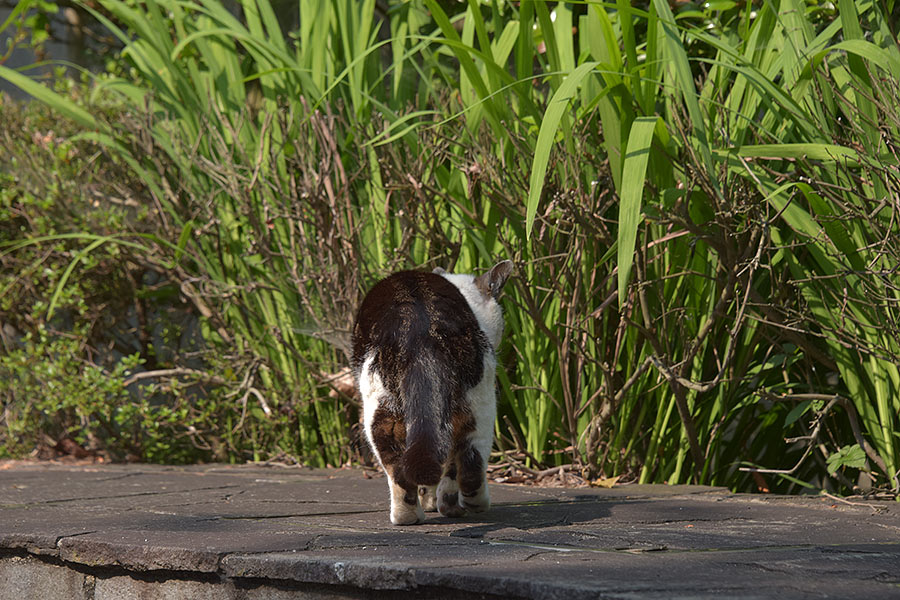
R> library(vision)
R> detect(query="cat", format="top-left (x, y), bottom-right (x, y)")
top-left (351, 260), bottom-right (513, 525)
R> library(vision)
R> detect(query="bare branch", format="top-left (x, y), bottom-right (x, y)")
top-left (123, 368), bottom-right (228, 388)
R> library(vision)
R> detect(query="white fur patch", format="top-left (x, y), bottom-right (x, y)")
top-left (359, 353), bottom-right (385, 464)
top-left (439, 273), bottom-right (505, 349)
top-left (468, 351), bottom-right (498, 459)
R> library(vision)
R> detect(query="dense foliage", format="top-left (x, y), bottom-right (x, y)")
top-left (1, 0), bottom-right (899, 496)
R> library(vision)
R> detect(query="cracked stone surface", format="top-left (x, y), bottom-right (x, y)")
top-left (1, 463), bottom-right (899, 599)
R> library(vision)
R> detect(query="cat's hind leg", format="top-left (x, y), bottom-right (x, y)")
top-left (386, 470), bottom-right (424, 525)
top-left (366, 404), bottom-right (424, 525)
top-left (455, 358), bottom-right (496, 514)
top-left (436, 442), bottom-right (490, 516)
top-left (438, 407), bottom-right (491, 517)
top-left (456, 439), bottom-right (490, 513)
top-left (361, 356), bottom-right (423, 525)
top-left (370, 408), bottom-right (425, 525)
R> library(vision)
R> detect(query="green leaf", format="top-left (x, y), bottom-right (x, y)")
top-left (366, 110), bottom-right (439, 147)
top-left (776, 473), bottom-right (818, 490)
top-left (720, 143), bottom-right (860, 163)
top-left (175, 221), bottom-right (194, 265)
top-left (784, 400), bottom-right (812, 427)
top-left (617, 116), bottom-right (661, 305)
top-left (0, 65), bottom-right (98, 129)
top-left (826, 444), bottom-right (867, 473)
top-left (583, 4), bottom-right (629, 192)
top-left (525, 61), bottom-right (599, 238)
top-left (47, 237), bottom-right (111, 320)
top-left (0, 0), bottom-right (35, 32)
top-left (831, 39), bottom-right (900, 79)
top-left (424, 0), bottom-right (502, 133)
top-left (651, 0), bottom-right (717, 192)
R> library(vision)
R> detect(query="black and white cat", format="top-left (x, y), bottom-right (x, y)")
top-left (351, 261), bottom-right (513, 525)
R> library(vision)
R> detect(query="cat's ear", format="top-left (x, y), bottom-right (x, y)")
top-left (476, 260), bottom-right (513, 300)
top-left (432, 267), bottom-right (447, 275)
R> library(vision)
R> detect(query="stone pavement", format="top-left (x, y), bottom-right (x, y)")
top-left (0, 463), bottom-right (898, 599)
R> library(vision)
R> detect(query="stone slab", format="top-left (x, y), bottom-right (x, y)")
top-left (1, 463), bottom-right (899, 599)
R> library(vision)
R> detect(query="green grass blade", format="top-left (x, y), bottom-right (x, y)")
top-left (617, 116), bottom-right (660, 305)
top-left (424, 0), bottom-right (503, 134)
top-left (583, 4), bottom-right (628, 192)
top-left (651, 0), bottom-right (717, 193)
top-left (0, 0), bottom-right (36, 32)
top-left (0, 65), bottom-right (98, 128)
top-left (833, 39), bottom-right (900, 79)
top-left (525, 61), bottom-right (599, 238)
top-left (515, 0), bottom-right (534, 83)
top-left (720, 143), bottom-right (860, 163)
top-left (45, 236), bottom-right (135, 319)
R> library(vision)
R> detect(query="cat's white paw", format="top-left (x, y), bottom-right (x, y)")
top-left (461, 487), bottom-right (490, 513)
top-left (391, 503), bottom-right (425, 525)
top-left (462, 497), bottom-right (490, 513)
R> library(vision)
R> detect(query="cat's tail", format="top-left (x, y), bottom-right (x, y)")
top-left (398, 355), bottom-right (452, 486)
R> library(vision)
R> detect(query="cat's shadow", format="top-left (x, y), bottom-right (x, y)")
top-left (434, 496), bottom-right (613, 539)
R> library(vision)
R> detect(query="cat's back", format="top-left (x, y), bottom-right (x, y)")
top-left (351, 270), bottom-right (485, 377)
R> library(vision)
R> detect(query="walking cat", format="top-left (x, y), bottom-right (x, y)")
top-left (351, 261), bottom-right (513, 525)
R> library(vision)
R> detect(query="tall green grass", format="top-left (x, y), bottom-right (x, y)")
top-left (2, 0), bottom-right (899, 493)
